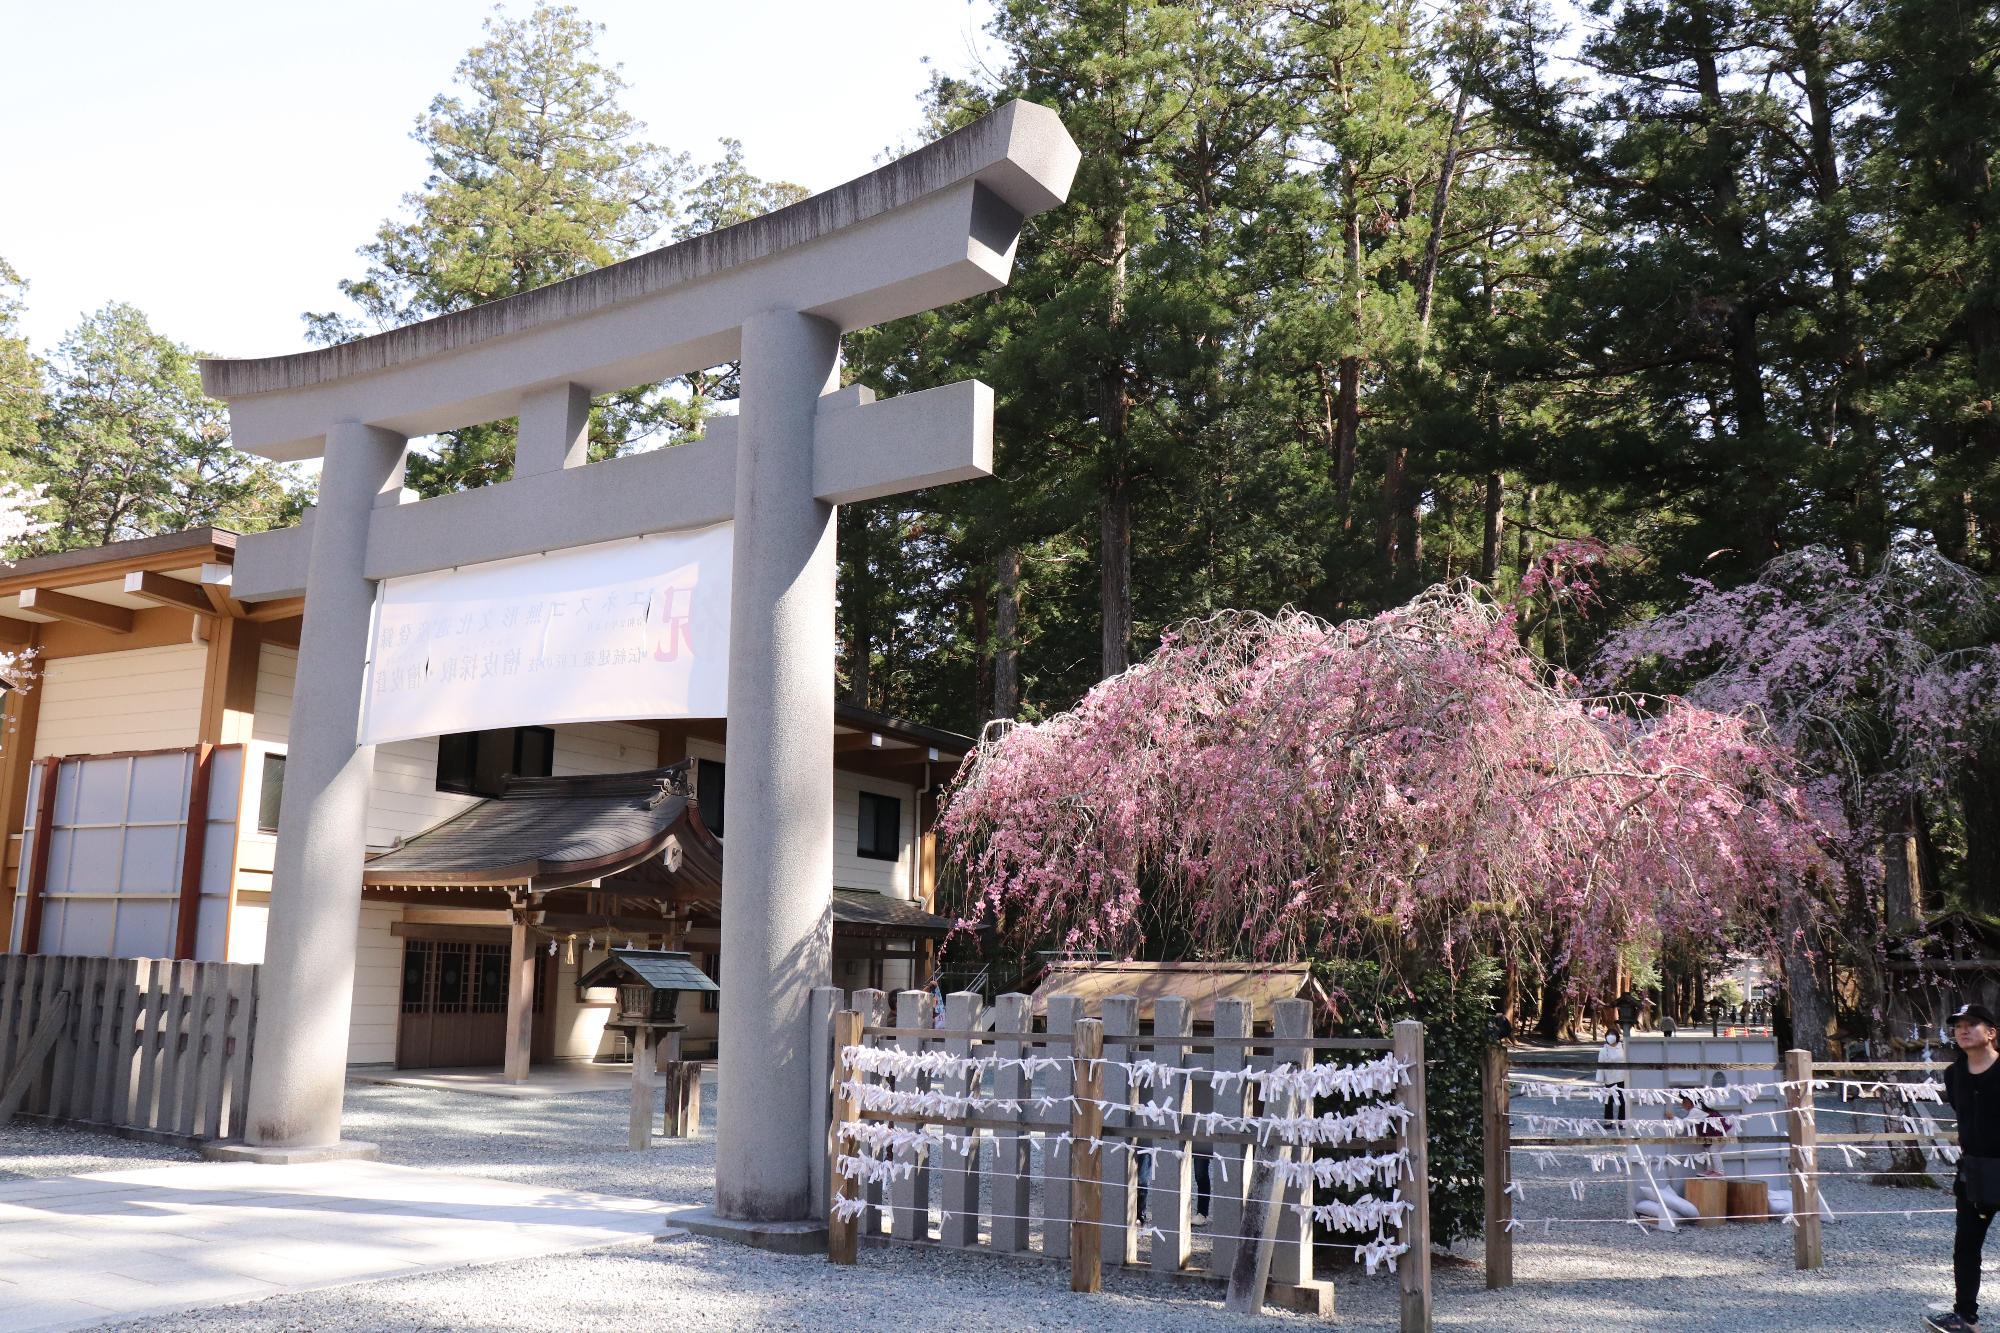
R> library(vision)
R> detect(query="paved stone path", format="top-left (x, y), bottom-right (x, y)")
top-left (0, 1160), bottom-right (678, 1331)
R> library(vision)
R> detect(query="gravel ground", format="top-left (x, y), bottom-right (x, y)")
top-left (3, 1072), bottom-right (1977, 1331)
top-left (0, 1118), bottom-right (200, 1180)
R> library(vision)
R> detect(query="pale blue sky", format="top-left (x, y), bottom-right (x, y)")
top-left (1, 0), bottom-right (1000, 358)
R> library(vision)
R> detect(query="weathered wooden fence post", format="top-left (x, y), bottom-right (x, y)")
top-left (1150, 993), bottom-right (1194, 1275)
top-left (1395, 1019), bottom-right (1432, 1333)
top-left (891, 989), bottom-right (931, 1241)
top-left (941, 990), bottom-right (984, 1247)
top-left (1269, 999), bottom-right (1317, 1296)
top-left (851, 988), bottom-right (888, 1236)
top-left (1482, 1042), bottom-right (1513, 1289)
top-left (991, 993), bottom-right (1033, 1254)
top-left (1226, 998), bottom-right (1310, 1315)
top-left (1205, 996), bottom-right (1252, 1280)
top-left (1040, 994), bottom-right (1081, 1259)
top-left (809, 984), bottom-right (842, 1220)
top-left (1785, 1047), bottom-right (1823, 1270)
top-left (1098, 995), bottom-right (1139, 1269)
top-left (1070, 1016), bottom-right (1105, 1293)
top-left (828, 1009), bottom-right (862, 1265)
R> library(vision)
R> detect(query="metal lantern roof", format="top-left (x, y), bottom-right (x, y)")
top-left (577, 948), bottom-right (720, 995)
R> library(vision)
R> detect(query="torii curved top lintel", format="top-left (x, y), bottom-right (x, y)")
top-left (201, 99), bottom-right (1080, 460)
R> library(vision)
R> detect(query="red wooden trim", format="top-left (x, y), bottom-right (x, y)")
top-left (19, 756), bottom-right (59, 953)
top-left (174, 744), bottom-right (214, 959)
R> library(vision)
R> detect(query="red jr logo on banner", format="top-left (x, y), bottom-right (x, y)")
top-left (653, 585), bottom-right (696, 662)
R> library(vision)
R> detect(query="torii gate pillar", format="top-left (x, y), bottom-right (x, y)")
top-left (717, 310), bottom-right (841, 1219)
top-left (197, 101), bottom-right (1079, 1222)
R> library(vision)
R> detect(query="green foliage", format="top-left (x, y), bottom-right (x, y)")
top-left (306, 3), bottom-right (684, 343)
top-left (1315, 956), bottom-right (1499, 1249)
top-left (10, 304), bottom-right (305, 556)
top-left (304, 4), bottom-right (806, 497)
top-left (0, 258), bottom-right (40, 458)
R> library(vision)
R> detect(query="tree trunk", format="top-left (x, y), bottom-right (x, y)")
top-left (993, 546), bottom-right (1022, 721)
top-left (1883, 797), bottom-right (1923, 928)
top-left (1779, 887), bottom-right (1832, 1058)
top-left (1534, 964), bottom-right (1572, 1042)
top-left (1414, 73), bottom-right (1474, 346)
top-left (971, 582), bottom-right (991, 727)
top-left (1100, 476), bottom-right (1132, 679)
top-left (1479, 472), bottom-right (1503, 585)
top-left (1336, 162), bottom-right (1362, 527)
top-left (1961, 739), bottom-right (2000, 915)
top-left (1692, 23), bottom-right (1778, 560)
top-left (843, 508), bottom-right (874, 708)
top-left (1099, 204), bottom-right (1133, 680)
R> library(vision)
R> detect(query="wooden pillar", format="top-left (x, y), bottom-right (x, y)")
top-left (0, 654), bottom-right (45, 937)
top-left (653, 722), bottom-right (688, 768)
top-left (173, 744), bottom-right (215, 960)
top-left (504, 897), bottom-right (535, 1084)
top-left (18, 756), bottom-right (60, 954)
top-left (629, 1023), bottom-right (658, 1149)
top-left (1070, 1017), bottom-right (1104, 1294)
top-left (1395, 1020), bottom-right (1433, 1332)
top-left (828, 1008), bottom-right (863, 1265)
top-left (1785, 1048), bottom-right (1823, 1269)
top-left (198, 615), bottom-right (261, 745)
top-left (1482, 1043), bottom-right (1513, 1288)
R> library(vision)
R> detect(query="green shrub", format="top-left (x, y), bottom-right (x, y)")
top-left (1312, 955), bottom-right (1498, 1250)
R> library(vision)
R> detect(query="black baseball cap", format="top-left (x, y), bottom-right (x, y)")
top-left (1952, 1003), bottom-right (1998, 1028)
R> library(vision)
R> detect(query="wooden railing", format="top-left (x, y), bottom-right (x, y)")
top-left (1484, 1043), bottom-right (1951, 1284)
top-left (814, 985), bottom-right (1432, 1328)
top-left (0, 953), bottom-right (259, 1143)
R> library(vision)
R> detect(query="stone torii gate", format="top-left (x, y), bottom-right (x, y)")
top-left (198, 101), bottom-right (1078, 1227)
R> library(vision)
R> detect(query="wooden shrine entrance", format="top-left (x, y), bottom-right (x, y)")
top-left (396, 932), bottom-right (552, 1069)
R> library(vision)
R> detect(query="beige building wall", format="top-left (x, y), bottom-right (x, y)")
top-left (349, 901), bottom-right (403, 1065)
top-left (689, 740), bottom-right (919, 898)
top-left (32, 643), bottom-right (209, 758)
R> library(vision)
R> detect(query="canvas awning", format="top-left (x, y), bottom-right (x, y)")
top-left (1028, 961), bottom-right (1320, 1026)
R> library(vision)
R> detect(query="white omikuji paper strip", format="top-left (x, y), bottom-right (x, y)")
top-left (836, 1080), bottom-right (1412, 1147)
top-left (839, 1046), bottom-right (1412, 1105)
top-left (820, 1168), bottom-right (1416, 1272)
top-left (836, 1119), bottom-right (1413, 1191)
top-left (1506, 1073), bottom-right (1944, 1106)
top-left (358, 525), bottom-right (733, 744)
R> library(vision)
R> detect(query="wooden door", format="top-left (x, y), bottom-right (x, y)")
top-left (397, 939), bottom-right (511, 1069)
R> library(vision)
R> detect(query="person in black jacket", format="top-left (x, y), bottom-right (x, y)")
top-left (1931, 1002), bottom-right (2000, 1333)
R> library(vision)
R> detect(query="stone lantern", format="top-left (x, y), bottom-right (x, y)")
top-left (578, 949), bottom-right (717, 1145)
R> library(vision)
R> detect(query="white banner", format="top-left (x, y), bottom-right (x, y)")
top-left (357, 526), bottom-right (732, 745)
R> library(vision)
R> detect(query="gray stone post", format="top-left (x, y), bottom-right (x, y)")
top-left (236, 421), bottom-right (405, 1156)
top-left (713, 310), bottom-right (840, 1221)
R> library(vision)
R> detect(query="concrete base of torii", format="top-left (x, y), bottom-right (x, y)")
top-left (202, 1140), bottom-right (379, 1166)
top-left (668, 1207), bottom-right (829, 1255)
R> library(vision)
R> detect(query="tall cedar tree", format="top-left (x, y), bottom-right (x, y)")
top-left (307, 5), bottom-right (802, 496)
top-left (16, 305), bottom-right (302, 555)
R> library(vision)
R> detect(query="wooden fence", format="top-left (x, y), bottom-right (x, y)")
top-left (0, 954), bottom-right (259, 1144)
top-left (1484, 1044), bottom-right (1952, 1285)
top-left (812, 986), bottom-right (1432, 1329)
